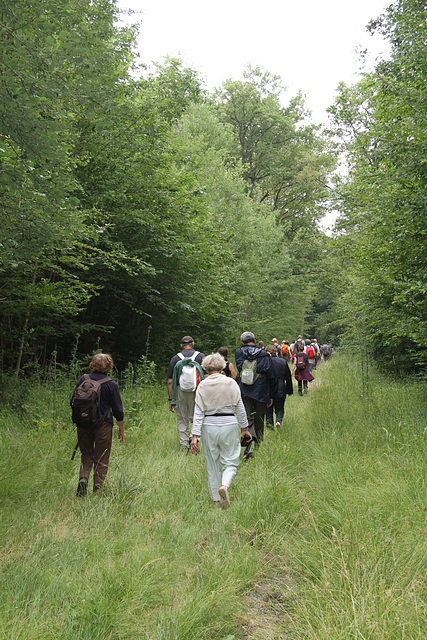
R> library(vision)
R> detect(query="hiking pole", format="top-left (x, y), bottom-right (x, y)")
top-left (71, 429), bottom-right (83, 461)
top-left (71, 440), bottom-right (80, 461)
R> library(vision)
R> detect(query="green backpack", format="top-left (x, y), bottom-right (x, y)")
top-left (241, 359), bottom-right (259, 385)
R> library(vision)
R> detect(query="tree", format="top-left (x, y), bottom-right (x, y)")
top-left (214, 65), bottom-right (336, 233)
top-left (0, 0), bottom-right (140, 373)
top-left (329, 0), bottom-right (427, 373)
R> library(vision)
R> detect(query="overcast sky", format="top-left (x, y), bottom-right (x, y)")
top-left (119, 0), bottom-right (391, 124)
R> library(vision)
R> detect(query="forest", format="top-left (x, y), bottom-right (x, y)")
top-left (1, 0), bottom-right (426, 377)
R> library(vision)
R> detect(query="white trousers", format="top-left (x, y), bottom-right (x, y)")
top-left (201, 422), bottom-right (241, 501)
top-left (175, 386), bottom-right (196, 446)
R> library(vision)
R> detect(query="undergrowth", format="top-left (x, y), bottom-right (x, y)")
top-left (0, 355), bottom-right (425, 639)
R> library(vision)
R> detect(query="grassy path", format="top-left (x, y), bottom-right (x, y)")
top-left (0, 355), bottom-right (425, 639)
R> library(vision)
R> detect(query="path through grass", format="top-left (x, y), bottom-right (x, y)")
top-left (0, 355), bottom-right (425, 639)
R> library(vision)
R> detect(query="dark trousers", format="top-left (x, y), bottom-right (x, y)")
top-left (266, 397), bottom-right (285, 426)
top-left (78, 421), bottom-right (113, 491)
top-left (298, 380), bottom-right (308, 395)
top-left (242, 396), bottom-right (267, 443)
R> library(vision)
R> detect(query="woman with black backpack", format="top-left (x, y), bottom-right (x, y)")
top-left (291, 343), bottom-right (314, 396)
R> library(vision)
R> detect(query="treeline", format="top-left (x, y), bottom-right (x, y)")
top-left (326, 0), bottom-right (427, 374)
top-left (1, 0), bottom-right (426, 377)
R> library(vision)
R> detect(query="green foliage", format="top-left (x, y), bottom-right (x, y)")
top-left (329, 0), bottom-right (427, 374)
top-left (214, 65), bottom-right (336, 232)
top-left (168, 102), bottom-right (293, 346)
top-left (0, 0), bottom-right (140, 372)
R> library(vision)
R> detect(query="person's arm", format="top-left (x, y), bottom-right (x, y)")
top-left (167, 378), bottom-right (175, 412)
top-left (235, 398), bottom-right (251, 442)
top-left (284, 361), bottom-right (293, 395)
top-left (117, 420), bottom-right (125, 442)
top-left (228, 362), bottom-right (237, 380)
top-left (190, 404), bottom-right (204, 453)
top-left (109, 383), bottom-right (125, 442)
top-left (234, 348), bottom-right (244, 372)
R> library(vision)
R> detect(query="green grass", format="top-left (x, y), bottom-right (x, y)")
top-left (0, 356), bottom-right (425, 639)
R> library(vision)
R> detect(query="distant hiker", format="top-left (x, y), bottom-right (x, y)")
top-left (71, 353), bottom-right (125, 497)
top-left (190, 353), bottom-right (250, 509)
top-left (167, 336), bottom-right (205, 450)
top-left (235, 331), bottom-right (278, 459)
top-left (218, 347), bottom-right (237, 380)
top-left (322, 343), bottom-right (332, 361)
top-left (271, 338), bottom-right (283, 358)
top-left (265, 344), bottom-right (293, 428)
top-left (293, 335), bottom-right (305, 350)
top-left (306, 339), bottom-right (315, 374)
top-left (281, 340), bottom-right (291, 363)
top-left (312, 338), bottom-right (320, 369)
top-left (291, 342), bottom-right (314, 396)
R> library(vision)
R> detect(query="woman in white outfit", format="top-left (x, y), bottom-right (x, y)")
top-left (190, 353), bottom-right (251, 508)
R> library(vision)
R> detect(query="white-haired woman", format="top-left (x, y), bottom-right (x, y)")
top-left (190, 353), bottom-right (251, 508)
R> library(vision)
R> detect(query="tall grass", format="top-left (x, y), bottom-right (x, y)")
top-left (0, 356), bottom-right (425, 639)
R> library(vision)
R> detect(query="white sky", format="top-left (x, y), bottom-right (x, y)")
top-left (119, 0), bottom-right (391, 124)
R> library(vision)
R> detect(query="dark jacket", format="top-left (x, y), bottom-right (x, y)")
top-left (235, 344), bottom-right (278, 403)
top-left (270, 356), bottom-right (293, 397)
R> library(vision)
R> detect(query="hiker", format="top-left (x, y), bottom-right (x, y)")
top-left (235, 331), bottom-right (278, 459)
top-left (322, 343), bottom-right (332, 361)
top-left (71, 353), bottom-right (125, 497)
top-left (217, 347), bottom-right (237, 380)
top-left (293, 335), bottom-right (306, 352)
top-left (312, 338), bottom-right (320, 369)
top-left (281, 340), bottom-right (291, 363)
top-left (265, 344), bottom-right (293, 428)
top-left (306, 339), bottom-right (315, 374)
top-left (271, 338), bottom-right (283, 358)
top-left (291, 342), bottom-right (314, 396)
top-left (167, 336), bottom-right (205, 449)
top-left (190, 353), bottom-right (250, 509)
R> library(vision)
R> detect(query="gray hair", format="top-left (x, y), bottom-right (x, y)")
top-left (202, 353), bottom-right (226, 373)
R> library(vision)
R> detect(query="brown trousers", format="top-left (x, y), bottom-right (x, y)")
top-left (78, 421), bottom-right (113, 491)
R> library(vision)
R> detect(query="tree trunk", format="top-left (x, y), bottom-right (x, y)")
top-left (14, 266), bottom-right (37, 379)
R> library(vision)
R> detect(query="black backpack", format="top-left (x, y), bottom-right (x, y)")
top-left (71, 374), bottom-right (111, 428)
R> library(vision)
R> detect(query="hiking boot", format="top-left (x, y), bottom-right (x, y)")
top-left (219, 485), bottom-right (230, 509)
top-left (275, 421), bottom-right (281, 428)
top-left (76, 477), bottom-right (88, 497)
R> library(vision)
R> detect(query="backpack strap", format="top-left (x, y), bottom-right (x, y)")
top-left (85, 374), bottom-right (111, 384)
top-left (177, 351), bottom-right (199, 362)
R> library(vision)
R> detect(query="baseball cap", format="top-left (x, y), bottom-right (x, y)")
top-left (240, 331), bottom-right (256, 343)
top-left (181, 335), bottom-right (194, 345)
